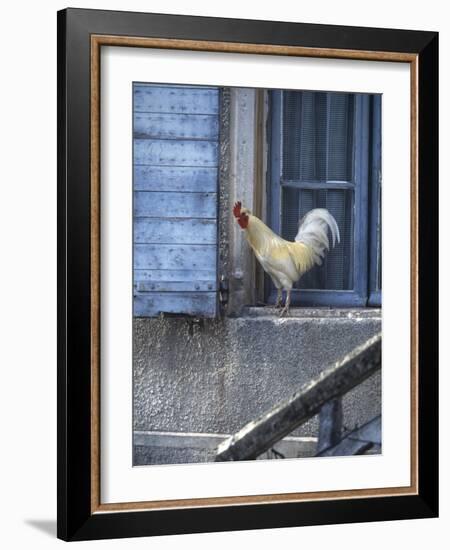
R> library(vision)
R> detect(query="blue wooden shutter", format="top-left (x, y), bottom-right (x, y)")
top-left (133, 84), bottom-right (219, 317)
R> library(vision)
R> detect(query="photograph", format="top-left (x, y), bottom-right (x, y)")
top-left (132, 82), bottom-right (382, 466)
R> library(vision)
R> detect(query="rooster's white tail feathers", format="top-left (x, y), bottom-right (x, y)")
top-left (295, 208), bottom-right (340, 266)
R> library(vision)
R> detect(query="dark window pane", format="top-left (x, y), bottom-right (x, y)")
top-left (282, 91), bottom-right (354, 183)
top-left (282, 92), bottom-right (302, 181)
top-left (328, 94), bottom-right (354, 181)
top-left (281, 186), bottom-right (354, 290)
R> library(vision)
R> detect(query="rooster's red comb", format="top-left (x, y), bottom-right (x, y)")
top-left (233, 201), bottom-right (242, 218)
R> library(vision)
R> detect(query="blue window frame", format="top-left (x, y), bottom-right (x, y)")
top-left (368, 95), bottom-right (382, 306)
top-left (268, 90), bottom-right (382, 307)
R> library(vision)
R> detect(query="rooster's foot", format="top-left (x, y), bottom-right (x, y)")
top-left (279, 306), bottom-right (290, 318)
top-left (275, 290), bottom-right (283, 309)
top-left (279, 290), bottom-right (291, 317)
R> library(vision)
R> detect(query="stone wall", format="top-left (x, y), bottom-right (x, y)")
top-left (133, 308), bottom-right (381, 464)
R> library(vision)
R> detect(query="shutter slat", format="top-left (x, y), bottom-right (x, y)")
top-left (134, 86), bottom-right (219, 114)
top-left (134, 293), bottom-right (217, 317)
top-left (135, 280), bottom-right (217, 292)
top-left (134, 139), bottom-right (218, 167)
top-left (134, 269), bottom-right (216, 282)
top-left (134, 166), bottom-right (217, 192)
top-left (134, 244), bottom-right (216, 271)
top-left (134, 191), bottom-right (217, 218)
top-left (135, 218), bottom-right (217, 244)
top-left (134, 113), bottom-right (219, 140)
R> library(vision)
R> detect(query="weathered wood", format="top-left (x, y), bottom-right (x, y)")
top-left (134, 191), bottom-right (217, 219)
top-left (316, 415), bottom-right (381, 457)
top-left (135, 280), bottom-right (217, 292)
top-left (134, 139), bottom-right (218, 167)
top-left (134, 113), bottom-right (219, 140)
top-left (317, 398), bottom-right (343, 454)
top-left (134, 292), bottom-right (217, 317)
top-left (134, 86), bottom-right (219, 114)
top-left (318, 437), bottom-right (372, 457)
top-left (134, 430), bottom-right (317, 459)
top-left (133, 84), bottom-right (220, 318)
top-left (134, 166), bottom-right (218, 192)
top-left (215, 333), bottom-right (381, 461)
top-left (349, 415), bottom-right (381, 445)
top-left (134, 269), bottom-right (216, 282)
top-left (134, 244), bottom-right (217, 270)
top-left (135, 218), bottom-right (217, 244)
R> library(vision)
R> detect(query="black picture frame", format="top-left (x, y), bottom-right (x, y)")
top-left (57, 7), bottom-right (438, 541)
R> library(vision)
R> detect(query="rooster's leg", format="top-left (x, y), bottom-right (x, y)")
top-left (275, 289), bottom-right (283, 309)
top-left (279, 290), bottom-right (291, 317)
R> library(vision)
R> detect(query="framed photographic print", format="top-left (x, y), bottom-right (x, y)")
top-left (57, 8), bottom-right (438, 541)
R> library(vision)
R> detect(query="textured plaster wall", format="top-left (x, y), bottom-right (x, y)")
top-left (133, 309), bottom-right (381, 445)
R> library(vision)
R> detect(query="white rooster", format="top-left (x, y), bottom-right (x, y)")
top-left (233, 201), bottom-right (340, 316)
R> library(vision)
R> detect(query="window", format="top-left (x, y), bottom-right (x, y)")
top-left (133, 84), bottom-right (381, 318)
top-left (268, 90), bottom-right (382, 307)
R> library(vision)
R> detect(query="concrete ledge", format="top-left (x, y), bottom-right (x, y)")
top-left (133, 430), bottom-right (318, 465)
top-left (242, 306), bottom-right (382, 319)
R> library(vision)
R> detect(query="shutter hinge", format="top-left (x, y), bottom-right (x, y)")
top-left (219, 275), bottom-right (229, 306)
